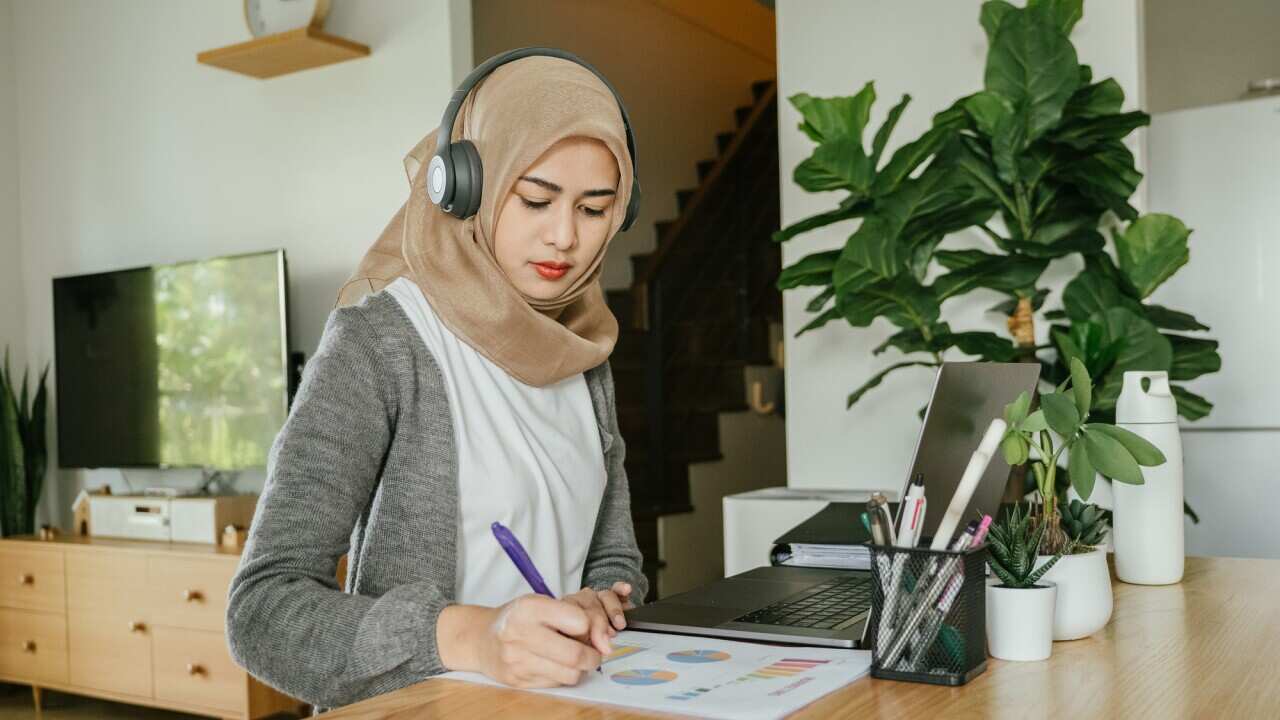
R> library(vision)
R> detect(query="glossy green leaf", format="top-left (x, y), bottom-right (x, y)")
top-left (980, 1), bottom-right (1016, 43)
top-left (945, 332), bottom-right (1019, 361)
top-left (1052, 111), bottom-right (1149, 150)
top-left (1069, 356), bottom-right (1092, 418)
top-left (805, 286), bottom-right (835, 313)
top-left (871, 126), bottom-right (954, 197)
top-left (1114, 214), bottom-right (1191, 298)
top-left (794, 307), bottom-right (841, 337)
top-left (1028, 0), bottom-right (1083, 34)
top-left (772, 195), bottom-right (871, 244)
top-left (933, 251), bottom-right (1048, 301)
top-left (984, 5), bottom-right (1080, 143)
top-left (1040, 392), bottom-right (1081, 437)
top-left (1144, 304), bottom-right (1210, 332)
top-left (1062, 78), bottom-right (1124, 119)
top-left (1084, 424), bottom-right (1165, 467)
top-left (794, 137), bottom-right (874, 193)
top-left (777, 250), bottom-right (840, 290)
top-left (1068, 443), bottom-right (1096, 500)
top-left (870, 94), bottom-right (911, 169)
top-left (790, 84), bottom-right (876, 144)
top-left (1168, 334), bottom-right (1222, 382)
top-left (1004, 391), bottom-right (1032, 427)
top-left (1052, 140), bottom-right (1142, 220)
top-left (1171, 385), bottom-right (1213, 421)
top-left (873, 325), bottom-right (947, 356)
top-left (1022, 409), bottom-right (1048, 433)
top-left (1082, 427), bottom-right (1144, 485)
top-left (1061, 272), bottom-right (1142, 322)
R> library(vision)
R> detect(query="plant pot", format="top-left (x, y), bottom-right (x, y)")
top-left (985, 581), bottom-right (1056, 661)
top-left (1034, 549), bottom-right (1113, 640)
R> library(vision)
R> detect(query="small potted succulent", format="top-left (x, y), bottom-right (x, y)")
top-left (1034, 500), bottom-right (1113, 640)
top-left (986, 503), bottom-right (1062, 662)
top-left (999, 357), bottom-right (1163, 641)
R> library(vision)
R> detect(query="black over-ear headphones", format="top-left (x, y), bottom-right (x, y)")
top-left (425, 47), bottom-right (642, 232)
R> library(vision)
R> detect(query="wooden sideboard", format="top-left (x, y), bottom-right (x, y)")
top-left (0, 535), bottom-right (304, 720)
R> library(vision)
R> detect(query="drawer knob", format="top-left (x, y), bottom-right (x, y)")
top-left (186, 663), bottom-right (205, 676)
top-left (129, 620), bottom-right (147, 633)
top-left (21, 640), bottom-right (36, 653)
top-left (182, 589), bottom-right (204, 602)
top-left (18, 573), bottom-right (33, 585)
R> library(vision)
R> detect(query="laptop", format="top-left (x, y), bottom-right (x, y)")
top-left (623, 361), bottom-right (1040, 648)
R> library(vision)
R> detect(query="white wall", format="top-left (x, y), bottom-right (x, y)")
top-left (9, 0), bottom-right (472, 530)
top-left (0, 0), bottom-right (24, 364)
top-left (775, 0), bottom-right (1143, 491)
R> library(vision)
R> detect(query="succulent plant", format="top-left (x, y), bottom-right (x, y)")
top-left (1060, 499), bottom-right (1109, 549)
top-left (987, 504), bottom-right (1062, 589)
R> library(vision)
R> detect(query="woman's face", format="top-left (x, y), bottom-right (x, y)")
top-left (493, 136), bottom-right (621, 300)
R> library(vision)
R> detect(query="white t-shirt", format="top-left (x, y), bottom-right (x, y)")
top-left (385, 277), bottom-right (607, 607)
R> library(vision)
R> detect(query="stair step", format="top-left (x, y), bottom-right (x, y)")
top-left (696, 159), bottom-right (716, 182)
top-left (751, 79), bottom-right (774, 102)
top-left (676, 189), bottom-right (696, 213)
top-left (617, 407), bottom-right (721, 458)
top-left (613, 361), bottom-right (747, 414)
top-left (734, 105), bottom-right (753, 128)
top-left (655, 220), bottom-right (676, 242)
top-left (630, 252), bottom-right (653, 279)
top-left (716, 131), bottom-right (735, 155)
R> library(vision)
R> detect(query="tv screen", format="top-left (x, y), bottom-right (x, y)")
top-left (53, 250), bottom-right (289, 469)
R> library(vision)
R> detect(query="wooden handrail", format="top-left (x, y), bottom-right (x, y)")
top-left (631, 81), bottom-right (777, 330)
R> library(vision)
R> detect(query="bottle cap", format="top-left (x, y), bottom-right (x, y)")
top-left (1116, 371), bottom-right (1177, 424)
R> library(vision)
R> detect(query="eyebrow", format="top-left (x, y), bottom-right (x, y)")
top-left (518, 175), bottom-right (616, 197)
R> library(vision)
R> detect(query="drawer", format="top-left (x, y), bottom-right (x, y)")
top-left (152, 625), bottom-right (245, 715)
top-left (66, 549), bottom-right (147, 614)
top-left (0, 546), bottom-right (65, 612)
top-left (68, 610), bottom-right (153, 698)
top-left (0, 607), bottom-right (68, 684)
top-left (147, 555), bottom-right (236, 631)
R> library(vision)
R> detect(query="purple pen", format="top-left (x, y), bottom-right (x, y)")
top-left (491, 522), bottom-right (555, 597)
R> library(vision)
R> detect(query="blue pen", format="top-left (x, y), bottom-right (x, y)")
top-left (492, 521), bottom-right (605, 674)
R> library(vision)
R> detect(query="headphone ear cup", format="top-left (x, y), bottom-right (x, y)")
top-left (450, 140), bottom-right (484, 219)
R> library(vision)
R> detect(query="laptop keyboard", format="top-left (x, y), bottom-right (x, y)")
top-left (733, 575), bottom-right (872, 630)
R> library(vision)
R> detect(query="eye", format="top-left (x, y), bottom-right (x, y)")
top-left (520, 197), bottom-right (550, 211)
top-left (582, 206), bottom-right (606, 218)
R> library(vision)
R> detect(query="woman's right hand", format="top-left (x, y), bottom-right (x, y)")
top-left (473, 594), bottom-right (604, 688)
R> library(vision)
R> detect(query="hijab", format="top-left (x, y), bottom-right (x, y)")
top-left (336, 55), bottom-right (634, 387)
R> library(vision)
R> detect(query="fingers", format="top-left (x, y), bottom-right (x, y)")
top-left (611, 581), bottom-right (636, 609)
top-left (500, 644), bottom-right (584, 688)
top-left (523, 594), bottom-right (591, 638)
top-left (599, 588), bottom-right (627, 630)
top-left (527, 622), bottom-right (602, 673)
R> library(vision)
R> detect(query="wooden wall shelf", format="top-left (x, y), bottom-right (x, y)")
top-left (197, 26), bottom-right (369, 79)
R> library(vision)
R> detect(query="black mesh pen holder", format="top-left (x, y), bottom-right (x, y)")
top-left (865, 542), bottom-right (987, 685)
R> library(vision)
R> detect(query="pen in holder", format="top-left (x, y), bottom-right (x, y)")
top-left (866, 541), bottom-right (987, 686)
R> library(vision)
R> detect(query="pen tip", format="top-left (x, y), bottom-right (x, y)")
top-left (912, 472), bottom-right (925, 486)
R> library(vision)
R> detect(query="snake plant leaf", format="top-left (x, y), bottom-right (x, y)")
top-left (1068, 442), bottom-right (1097, 500)
top-left (1144, 304), bottom-right (1210, 332)
top-left (984, 3), bottom-right (1080, 144)
top-left (1114, 214), bottom-right (1191, 298)
top-left (1085, 424), bottom-right (1165, 467)
top-left (1083, 427), bottom-right (1144, 485)
top-left (870, 94), bottom-right (911, 169)
top-left (794, 137), bottom-right (874, 193)
top-left (1168, 335), bottom-right (1222, 382)
top-left (790, 84), bottom-right (876, 145)
top-left (777, 250), bottom-right (839, 290)
top-left (1069, 356), bottom-right (1092, 417)
top-left (1025, 552), bottom-right (1062, 586)
top-left (1040, 392), bottom-right (1081, 437)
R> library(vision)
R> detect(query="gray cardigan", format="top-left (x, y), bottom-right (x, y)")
top-left (225, 291), bottom-right (648, 711)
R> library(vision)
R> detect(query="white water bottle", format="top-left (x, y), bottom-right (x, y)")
top-left (1113, 371), bottom-right (1184, 585)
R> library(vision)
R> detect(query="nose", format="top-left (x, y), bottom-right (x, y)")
top-left (546, 206), bottom-right (577, 252)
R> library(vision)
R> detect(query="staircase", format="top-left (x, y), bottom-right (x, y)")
top-left (606, 79), bottom-right (781, 599)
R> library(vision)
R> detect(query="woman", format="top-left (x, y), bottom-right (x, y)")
top-left (226, 52), bottom-right (648, 711)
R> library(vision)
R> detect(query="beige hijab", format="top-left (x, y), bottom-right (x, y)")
top-left (336, 55), bottom-right (633, 387)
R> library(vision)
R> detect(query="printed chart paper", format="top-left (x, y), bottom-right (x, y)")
top-left (441, 630), bottom-right (872, 719)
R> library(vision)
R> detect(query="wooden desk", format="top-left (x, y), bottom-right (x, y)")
top-left (323, 556), bottom-right (1280, 719)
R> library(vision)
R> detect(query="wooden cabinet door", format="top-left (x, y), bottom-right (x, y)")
top-left (152, 625), bottom-right (246, 715)
top-left (147, 555), bottom-right (237, 632)
top-left (0, 545), bottom-right (65, 612)
top-left (68, 610), bottom-right (153, 698)
top-left (0, 607), bottom-right (68, 684)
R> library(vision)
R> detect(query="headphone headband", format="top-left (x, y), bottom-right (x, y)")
top-left (426, 47), bottom-right (641, 231)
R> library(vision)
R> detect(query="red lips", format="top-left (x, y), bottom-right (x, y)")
top-left (532, 261), bottom-right (571, 280)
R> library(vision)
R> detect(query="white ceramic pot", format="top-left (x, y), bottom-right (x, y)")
top-left (1034, 549), bottom-right (1113, 640)
top-left (986, 581), bottom-right (1056, 661)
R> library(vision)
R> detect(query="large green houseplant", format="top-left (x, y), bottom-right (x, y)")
top-left (775, 0), bottom-right (1221, 426)
top-left (0, 349), bottom-right (49, 537)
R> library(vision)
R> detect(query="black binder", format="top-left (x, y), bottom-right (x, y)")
top-left (769, 502), bottom-right (897, 569)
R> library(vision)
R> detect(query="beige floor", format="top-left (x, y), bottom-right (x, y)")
top-left (0, 683), bottom-right (303, 719)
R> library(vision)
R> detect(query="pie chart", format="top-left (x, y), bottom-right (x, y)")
top-left (611, 669), bottom-right (678, 686)
top-left (667, 649), bottom-right (731, 663)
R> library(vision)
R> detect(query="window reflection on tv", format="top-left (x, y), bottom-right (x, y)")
top-left (53, 250), bottom-right (289, 469)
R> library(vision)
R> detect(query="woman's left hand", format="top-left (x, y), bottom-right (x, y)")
top-left (563, 581), bottom-right (635, 655)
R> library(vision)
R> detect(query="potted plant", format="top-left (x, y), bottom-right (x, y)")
top-left (1000, 357), bottom-right (1164, 640)
top-left (1035, 499), bottom-right (1112, 640)
top-left (986, 503), bottom-right (1061, 661)
top-left (0, 349), bottom-right (49, 537)
top-left (773, 0), bottom-right (1220, 519)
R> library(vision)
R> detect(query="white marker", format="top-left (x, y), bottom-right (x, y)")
top-left (930, 418), bottom-right (1007, 551)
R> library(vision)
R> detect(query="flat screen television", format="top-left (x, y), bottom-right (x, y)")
top-left (53, 250), bottom-right (290, 470)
